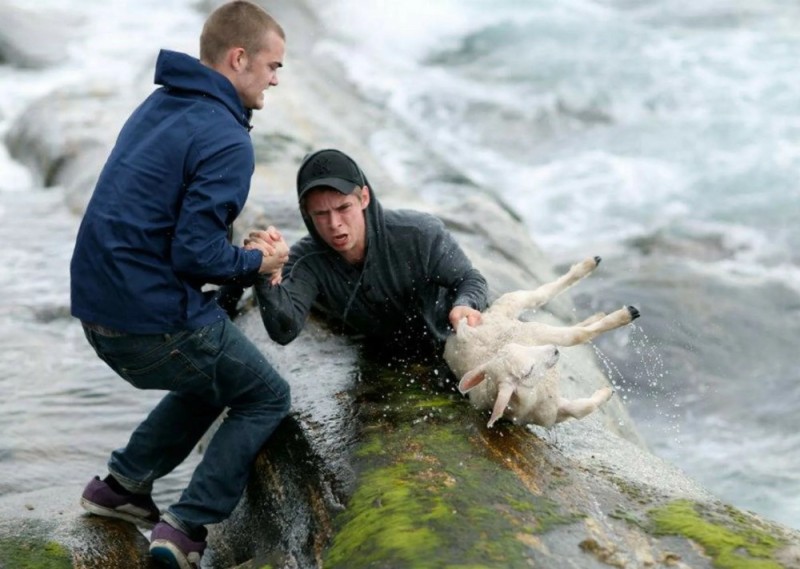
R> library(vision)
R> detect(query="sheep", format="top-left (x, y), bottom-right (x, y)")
top-left (443, 256), bottom-right (640, 428)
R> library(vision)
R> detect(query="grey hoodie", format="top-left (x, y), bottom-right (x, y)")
top-left (254, 171), bottom-right (488, 348)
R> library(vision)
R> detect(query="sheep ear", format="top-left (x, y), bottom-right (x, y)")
top-left (458, 367), bottom-right (486, 394)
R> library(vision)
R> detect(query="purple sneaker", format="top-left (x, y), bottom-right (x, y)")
top-left (149, 521), bottom-right (206, 569)
top-left (79, 475), bottom-right (160, 529)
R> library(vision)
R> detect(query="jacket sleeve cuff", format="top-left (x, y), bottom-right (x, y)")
top-left (244, 248), bottom-right (262, 275)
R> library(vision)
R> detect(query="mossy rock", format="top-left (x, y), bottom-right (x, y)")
top-left (648, 499), bottom-right (797, 569)
top-left (322, 359), bottom-right (587, 568)
top-left (0, 531), bottom-right (71, 569)
top-left (211, 345), bottom-right (800, 568)
top-left (0, 490), bottom-right (152, 569)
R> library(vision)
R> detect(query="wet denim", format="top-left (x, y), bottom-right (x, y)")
top-left (83, 318), bottom-right (290, 533)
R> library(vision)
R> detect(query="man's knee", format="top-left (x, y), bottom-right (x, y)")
top-left (258, 370), bottom-right (291, 415)
top-left (273, 378), bottom-right (292, 415)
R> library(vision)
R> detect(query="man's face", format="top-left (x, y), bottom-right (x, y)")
top-left (305, 186), bottom-right (370, 264)
top-left (233, 30), bottom-right (284, 110)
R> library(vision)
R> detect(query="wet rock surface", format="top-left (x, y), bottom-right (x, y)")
top-left (208, 326), bottom-right (800, 568)
top-left (0, 487), bottom-right (152, 568)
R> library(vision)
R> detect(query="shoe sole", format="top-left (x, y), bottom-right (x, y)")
top-left (79, 496), bottom-right (157, 530)
top-left (150, 540), bottom-right (200, 569)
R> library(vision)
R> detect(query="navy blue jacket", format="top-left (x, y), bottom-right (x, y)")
top-left (70, 50), bottom-right (263, 333)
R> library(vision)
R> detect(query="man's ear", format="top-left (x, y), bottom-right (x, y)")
top-left (227, 47), bottom-right (247, 73)
top-left (360, 186), bottom-right (370, 210)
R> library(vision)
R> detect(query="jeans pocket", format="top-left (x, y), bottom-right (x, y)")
top-left (120, 348), bottom-right (211, 391)
top-left (126, 323), bottom-right (229, 391)
top-left (91, 327), bottom-right (217, 392)
top-left (187, 319), bottom-right (225, 357)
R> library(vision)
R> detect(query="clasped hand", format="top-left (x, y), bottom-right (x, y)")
top-left (244, 226), bottom-right (289, 284)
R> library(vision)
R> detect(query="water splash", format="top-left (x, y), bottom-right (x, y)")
top-left (591, 325), bottom-right (682, 444)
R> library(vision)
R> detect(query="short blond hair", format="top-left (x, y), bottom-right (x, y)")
top-left (200, 1), bottom-right (285, 65)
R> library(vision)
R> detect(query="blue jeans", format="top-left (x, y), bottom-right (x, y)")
top-left (83, 318), bottom-right (291, 533)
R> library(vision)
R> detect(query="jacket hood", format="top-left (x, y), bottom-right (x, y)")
top-left (297, 149), bottom-right (384, 257)
top-left (154, 49), bottom-right (253, 129)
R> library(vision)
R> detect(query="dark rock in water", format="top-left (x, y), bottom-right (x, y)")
top-left (0, 5), bottom-right (80, 69)
top-left (626, 228), bottom-right (738, 262)
top-left (32, 304), bottom-right (73, 324)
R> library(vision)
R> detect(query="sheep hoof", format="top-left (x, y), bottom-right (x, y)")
top-left (594, 256), bottom-right (602, 265)
top-left (627, 306), bottom-right (640, 320)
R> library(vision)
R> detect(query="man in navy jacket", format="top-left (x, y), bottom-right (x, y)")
top-left (69, 2), bottom-right (290, 567)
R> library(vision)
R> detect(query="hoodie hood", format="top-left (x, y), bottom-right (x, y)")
top-left (154, 49), bottom-right (253, 129)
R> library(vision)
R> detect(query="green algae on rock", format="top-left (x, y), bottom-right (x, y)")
top-left (0, 535), bottom-right (72, 569)
top-left (324, 368), bottom-right (584, 569)
top-left (0, 490), bottom-right (153, 569)
top-left (649, 499), bottom-right (789, 569)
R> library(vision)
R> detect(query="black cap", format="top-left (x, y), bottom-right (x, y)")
top-left (297, 149), bottom-right (365, 200)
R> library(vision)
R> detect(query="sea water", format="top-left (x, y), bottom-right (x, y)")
top-left (1, 0), bottom-right (798, 531)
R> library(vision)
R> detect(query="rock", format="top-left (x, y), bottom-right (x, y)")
top-left (209, 318), bottom-right (800, 567)
top-left (0, 486), bottom-right (151, 569)
top-left (0, 4), bottom-right (81, 69)
top-left (3, 81), bottom-right (141, 214)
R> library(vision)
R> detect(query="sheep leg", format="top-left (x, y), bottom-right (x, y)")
top-left (487, 256), bottom-right (601, 319)
top-left (555, 387), bottom-right (614, 423)
top-left (575, 312), bottom-right (606, 327)
top-left (487, 383), bottom-right (515, 428)
top-left (514, 306), bottom-right (640, 347)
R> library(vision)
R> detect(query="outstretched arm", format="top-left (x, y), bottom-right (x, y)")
top-left (426, 218), bottom-right (488, 327)
top-left (213, 226), bottom-right (289, 319)
top-left (252, 239), bottom-right (320, 345)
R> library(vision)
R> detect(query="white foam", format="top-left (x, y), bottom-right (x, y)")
top-left (0, 1), bottom-right (201, 183)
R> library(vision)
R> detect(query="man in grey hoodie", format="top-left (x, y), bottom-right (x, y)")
top-left (251, 148), bottom-right (487, 358)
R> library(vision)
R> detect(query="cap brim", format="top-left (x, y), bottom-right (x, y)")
top-left (298, 177), bottom-right (359, 199)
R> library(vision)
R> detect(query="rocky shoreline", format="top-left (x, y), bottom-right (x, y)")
top-left (2, 2), bottom-right (799, 568)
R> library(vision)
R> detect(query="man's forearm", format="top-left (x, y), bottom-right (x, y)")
top-left (253, 279), bottom-right (311, 345)
top-left (453, 268), bottom-right (489, 311)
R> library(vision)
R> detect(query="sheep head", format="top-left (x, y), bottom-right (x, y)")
top-left (458, 343), bottom-right (560, 427)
